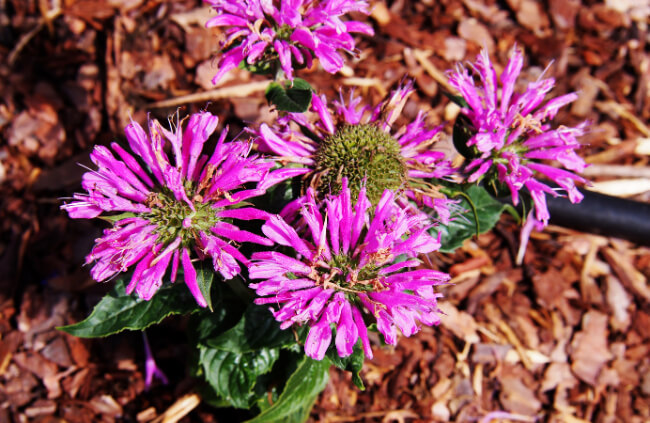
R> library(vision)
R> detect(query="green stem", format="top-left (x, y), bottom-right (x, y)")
top-left (450, 190), bottom-right (480, 235)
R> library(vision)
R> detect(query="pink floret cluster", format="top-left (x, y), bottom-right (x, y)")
top-left (64, 8), bottom-right (590, 363)
top-left (249, 180), bottom-right (449, 360)
top-left (449, 48), bottom-right (588, 224)
top-left (62, 112), bottom-right (276, 307)
top-left (205, 0), bottom-right (374, 83)
top-left (253, 80), bottom-right (457, 223)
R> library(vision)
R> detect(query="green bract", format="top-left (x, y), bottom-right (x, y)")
top-left (315, 124), bottom-right (406, 204)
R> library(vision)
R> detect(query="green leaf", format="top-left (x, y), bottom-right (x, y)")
top-left (198, 383), bottom-right (237, 409)
top-left (276, 395), bottom-right (319, 423)
top-left (245, 356), bottom-right (330, 423)
top-left (206, 304), bottom-right (295, 353)
top-left (199, 346), bottom-right (280, 409)
top-left (188, 276), bottom-right (249, 345)
top-left (443, 91), bottom-right (469, 108)
top-left (326, 343), bottom-right (365, 390)
top-left (435, 184), bottom-right (507, 253)
top-left (98, 212), bottom-right (136, 223)
top-left (58, 279), bottom-right (199, 338)
top-left (195, 303), bottom-right (299, 410)
top-left (265, 78), bottom-right (312, 113)
top-left (196, 261), bottom-right (215, 311)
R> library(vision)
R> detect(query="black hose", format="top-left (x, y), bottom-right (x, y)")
top-left (547, 188), bottom-right (650, 246)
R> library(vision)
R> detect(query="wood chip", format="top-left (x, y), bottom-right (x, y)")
top-left (570, 311), bottom-right (613, 385)
top-left (603, 247), bottom-right (650, 302)
top-left (412, 49), bottom-right (454, 92)
top-left (499, 372), bottom-right (542, 415)
top-left (89, 394), bottom-right (123, 417)
top-left (146, 81), bottom-right (270, 109)
top-left (24, 399), bottom-right (57, 418)
top-left (587, 178), bottom-right (650, 196)
top-left (137, 406), bottom-right (158, 422)
top-left (457, 18), bottom-right (495, 53)
top-left (606, 275), bottom-right (632, 331)
top-left (151, 393), bottom-right (200, 423)
top-left (438, 302), bottom-right (480, 344)
top-left (596, 101), bottom-right (650, 137)
top-left (370, 2), bottom-right (391, 25)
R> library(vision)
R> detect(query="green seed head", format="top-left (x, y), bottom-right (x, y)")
top-left (145, 189), bottom-right (219, 246)
top-left (276, 24), bottom-right (293, 41)
top-left (314, 124), bottom-right (406, 204)
top-left (321, 254), bottom-right (384, 296)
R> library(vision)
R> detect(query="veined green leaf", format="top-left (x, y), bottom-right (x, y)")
top-left (245, 356), bottom-right (330, 423)
top-left (205, 304), bottom-right (295, 353)
top-left (265, 78), bottom-right (313, 113)
top-left (199, 346), bottom-right (279, 409)
top-left (434, 184), bottom-right (507, 253)
top-left (58, 279), bottom-right (199, 338)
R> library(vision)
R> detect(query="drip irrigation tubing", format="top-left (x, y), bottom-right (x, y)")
top-left (546, 188), bottom-right (650, 246)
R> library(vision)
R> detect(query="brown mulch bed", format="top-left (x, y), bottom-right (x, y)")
top-left (1, 0), bottom-right (649, 422)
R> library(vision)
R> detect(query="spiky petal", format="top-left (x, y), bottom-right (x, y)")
top-left (249, 180), bottom-right (449, 360)
top-left (449, 46), bottom-right (588, 225)
top-left (62, 112), bottom-right (274, 306)
top-left (205, 0), bottom-right (374, 83)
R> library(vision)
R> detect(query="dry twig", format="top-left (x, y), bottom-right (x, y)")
top-left (146, 81), bottom-right (270, 109)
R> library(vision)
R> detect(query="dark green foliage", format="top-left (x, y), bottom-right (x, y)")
top-left (58, 278), bottom-right (199, 338)
top-left (244, 356), bottom-right (330, 423)
top-left (433, 183), bottom-right (508, 253)
top-left (265, 78), bottom-right (313, 112)
top-left (326, 341), bottom-right (365, 389)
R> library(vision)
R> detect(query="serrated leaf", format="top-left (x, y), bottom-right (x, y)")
top-left (245, 356), bottom-right (330, 423)
top-left (199, 346), bottom-right (279, 409)
top-left (434, 184), bottom-right (507, 253)
top-left (265, 78), bottom-right (312, 113)
top-left (58, 279), bottom-right (199, 338)
top-left (196, 261), bottom-right (215, 311)
top-left (326, 342), bottom-right (365, 389)
top-left (206, 304), bottom-right (295, 353)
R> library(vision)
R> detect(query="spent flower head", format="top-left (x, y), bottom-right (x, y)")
top-left (62, 111), bottom-right (275, 307)
top-left (249, 179), bottom-right (450, 360)
top-left (254, 80), bottom-right (456, 222)
top-left (449, 47), bottom-right (588, 224)
top-left (205, 0), bottom-right (374, 83)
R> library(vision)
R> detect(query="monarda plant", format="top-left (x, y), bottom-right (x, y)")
top-left (60, 2), bottom-right (589, 421)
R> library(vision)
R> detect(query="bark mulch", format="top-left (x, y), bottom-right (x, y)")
top-left (1, 0), bottom-right (649, 422)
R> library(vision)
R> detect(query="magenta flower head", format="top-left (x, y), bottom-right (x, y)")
top-left (249, 179), bottom-right (450, 360)
top-left (449, 47), bottom-right (588, 224)
top-left (62, 111), bottom-right (275, 307)
top-left (205, 0), bottom-right (374, 83)
top-left (254, 80), bottom-right (456, 222)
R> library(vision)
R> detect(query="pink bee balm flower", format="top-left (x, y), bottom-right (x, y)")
top-left (249, 179), bottom-right (450, 360)
top-left (205, 0), bottom-right (374, 83)
top-left (62, 112), bottom-right (276, 307)
top-left (449, 47), bottom-right (588, 224)
top-left (253, 80), bottom-right (456, 223)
